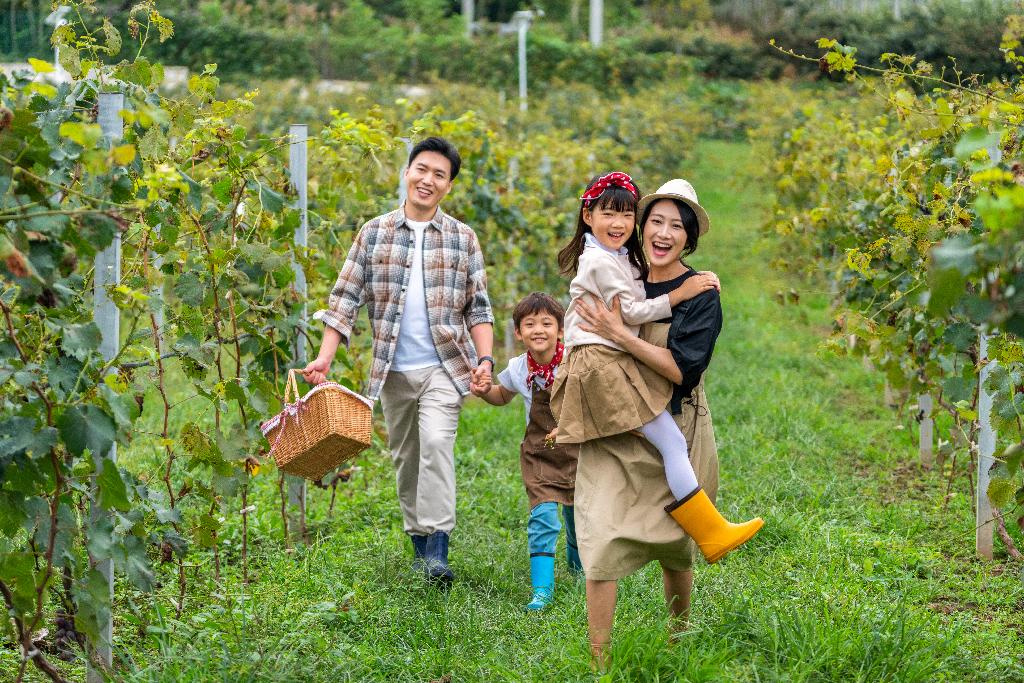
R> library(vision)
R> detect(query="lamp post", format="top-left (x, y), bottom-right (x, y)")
top-left (510, 9), bottom-right (543, 112)
top-left (589, 0), bottom-right (603, 47)
top-left (462, 0), bottom-right (475, 38)
top-left (44, 6), bottom-right (71, 78)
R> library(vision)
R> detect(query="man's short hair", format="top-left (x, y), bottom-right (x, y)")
top-left (512, 292), bottom-right (565, 330)
top-left (409, 137), bottom-right (462, 180)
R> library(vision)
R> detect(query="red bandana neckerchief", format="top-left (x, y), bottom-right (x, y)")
top-left (526, 341), bottom-right (564, 391)
top-left (580, 171), bottom-right (639, 208)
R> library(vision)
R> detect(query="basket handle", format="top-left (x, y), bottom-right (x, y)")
top-left (285, 368), bottom-right (302, 404)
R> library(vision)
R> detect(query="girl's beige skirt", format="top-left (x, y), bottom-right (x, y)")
top-left (550, 336), bottom-right (674, 445)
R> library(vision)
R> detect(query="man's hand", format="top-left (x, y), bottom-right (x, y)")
top-left (576, 295), bottom-right (628, 344)
top-left (544, 427), bottom-right (559, 448)
top-left (470, 362), bottom-right (492, 395)
top-left (301, 358), bottom-right (331, 385)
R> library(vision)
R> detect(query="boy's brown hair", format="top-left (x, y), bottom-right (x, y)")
top-left (512, 292), bottom-right (565, 330)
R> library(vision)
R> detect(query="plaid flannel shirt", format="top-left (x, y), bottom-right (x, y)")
top-left (313, 206), bottom-right (494, 400)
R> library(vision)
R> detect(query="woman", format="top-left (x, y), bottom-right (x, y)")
top-left (572, 179), bottom-right (735, 666)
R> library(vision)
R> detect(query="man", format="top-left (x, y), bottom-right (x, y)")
top-left (303, 137), bottom-right (494, 585)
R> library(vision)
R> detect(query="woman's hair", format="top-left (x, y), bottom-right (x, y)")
top-left (556, 174), bottom-right (647, 280)
top-left (512, 292), bottom-right (565, 330)
top-left (640, 198), bottom-right (700, 262)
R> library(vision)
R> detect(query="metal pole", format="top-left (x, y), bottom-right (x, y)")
top-left (589, 0), bottom-right (603, 47)
top-left (462, 0), bottom-right (474, 38)
top-left (918, 393), bottom-right (933, 467)
top-left (517, 20), bottom-right (528, 112)
top-left (504, 318), bottom-right (515, 359)
top-left (288, 124), bottom-right (308, 540)
top-left (398, 137), bottom-right (413, 207)
top-left (507, 157), bottom-right (519, 192)
top-left (977, 333), bottom-right (995, 559)
top-left (88, 90), bottom-right (123, 683)
top-left (975, 141), bottom-right (1003, 558)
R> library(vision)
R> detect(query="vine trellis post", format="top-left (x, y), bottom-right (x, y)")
top-left (87, 89), bottom-right (123, 683)
top-left (977, 332), bottom-right (995, 559)
top-left (287, 124), bottom-right (308, 540)
top-left (918, 393), bottom-right (933, 467)
top-left (397, 137), bottom-right (412, 206)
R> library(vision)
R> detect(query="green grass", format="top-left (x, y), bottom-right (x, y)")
top-left (14, 139), bottom-right (1022, 682)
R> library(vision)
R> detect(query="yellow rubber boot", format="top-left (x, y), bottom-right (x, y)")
top-left (666, 488), bottom-right (763, 564)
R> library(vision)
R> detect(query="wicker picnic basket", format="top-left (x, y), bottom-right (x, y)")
top-left (259, 369), bottom-right (374, 480)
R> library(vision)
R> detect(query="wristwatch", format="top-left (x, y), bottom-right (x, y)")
top-left (477, 355), bottom-right (495, 369)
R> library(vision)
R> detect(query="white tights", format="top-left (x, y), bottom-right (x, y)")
top-left (639, 410), bottom-right (699, 500)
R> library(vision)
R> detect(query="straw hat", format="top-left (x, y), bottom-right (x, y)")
top-left (637, 179), bottom-right (710, 236)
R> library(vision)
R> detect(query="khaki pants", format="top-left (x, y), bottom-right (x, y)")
top-left (379, 365), bottom-right (464, 535)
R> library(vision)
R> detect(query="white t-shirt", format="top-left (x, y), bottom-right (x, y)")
top-left (497, 353), bottom-right (531, 424)
top-left (391, 219), bottom-right (442, 372)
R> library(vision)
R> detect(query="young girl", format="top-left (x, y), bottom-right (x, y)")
top-left (551, 172), bottom-right (762, 563)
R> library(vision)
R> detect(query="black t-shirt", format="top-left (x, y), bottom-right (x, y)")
top-left (643, 270), bottom-right (723, 414)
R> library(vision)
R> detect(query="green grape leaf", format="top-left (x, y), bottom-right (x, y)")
top-left (121, 534), bottom-right (154, 591)
top-left (954, 127), bottom-right (1001, 162)
top-left (74, 568), bottom-right (113, 642)
top-left (0, 416), bottom-right (56, 458)
top-left (139, 125), bottom-right (168, 160)
top-left (101, 19), bottom-right (122, 56)
top-left (258, 183), bottom-right (286, 213)
top-left (58, 405), bottom-right (116, 458)
top-left (173, 271), bottom-right (205, 307)
top-left (46, 354), bottom-right (85, 400)
top-left (1003, 443), bottom-right (1024, 475)
top-left (62, 322), bottom-right (102, 361)
top-left (943, 322), bottom-right (975, 353)
top-left (115, 59), bottom-right (152, 88)
top-left (57, 44), bottom-right (81, 78)
top-left (987, 476), bottom-right (1015, 509)
top-left (0, 551), bottom-right (37, 613)
top-left (96, 457), bottom-right (131, 512)
top-left (212, 176), bottom-right (233, 204)
top-left (100, 385), bottom-right (141, 431)
top-left (927, 268), bottom-right (966, 316)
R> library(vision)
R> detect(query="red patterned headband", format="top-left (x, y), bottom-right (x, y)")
top-left (580, 172), bottom-right (639, 207)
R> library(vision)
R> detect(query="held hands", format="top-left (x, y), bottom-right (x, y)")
top-left (469, 378), bottom-right (491, 397)
top-left (544, 427), bottom-right (559, 448)
top-left (301, 357), bottom-right (331, 385)
top-left (469, 361), bottom-right (493, 395)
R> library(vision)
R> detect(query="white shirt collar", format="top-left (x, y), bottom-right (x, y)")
top-left (584, 231), bottom-right (627, 256)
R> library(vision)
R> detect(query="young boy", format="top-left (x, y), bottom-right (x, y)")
top-left (472, 292), bottom-right (581, 611)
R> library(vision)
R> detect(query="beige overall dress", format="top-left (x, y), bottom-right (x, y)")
top-left (555, 323), bottom-right (721, 579)
top-left (520, 383), bottom-right (578, 507)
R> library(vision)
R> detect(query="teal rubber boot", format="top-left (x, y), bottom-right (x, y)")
top-left (563, 506), bottom-right (583, 575)
top-left (566, 542), bottom-right (583, 575)
top-left (525, 555), bottom-right (555, 611)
